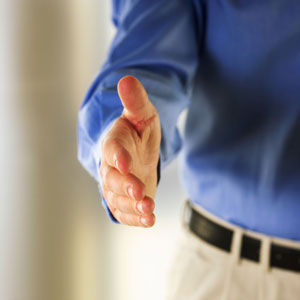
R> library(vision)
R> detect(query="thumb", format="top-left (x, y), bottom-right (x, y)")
top-left (117, 75), bottom-right (156, 124)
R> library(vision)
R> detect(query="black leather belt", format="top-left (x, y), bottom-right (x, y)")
top-left (184, 202), bottom-right (300, 273)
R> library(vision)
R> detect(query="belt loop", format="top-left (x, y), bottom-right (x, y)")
top-left (182, 199), bottom-right (192, 230)
top-left (260, 236), bottom-right (271, 272)
top-left (231, 228), bottom-right (243, 264)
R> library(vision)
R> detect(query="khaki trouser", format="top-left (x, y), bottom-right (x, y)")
top-left (166, 204), bottom-right (300, 300)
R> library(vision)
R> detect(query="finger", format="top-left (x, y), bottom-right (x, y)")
top-left (106, 191), bottom-right (155, 216)
top-left (114, 210), bottom-right (156, 227)
top-left (101, 185), bottom-right (117, 215)
top-left (102, 183), bottom-right (155, 227)
top-left (100, 163), bottom-right (145, 201)
top-left (101, 135), bottom-right (132, 174)
top-left (117, 76), bottom-right (157, 133)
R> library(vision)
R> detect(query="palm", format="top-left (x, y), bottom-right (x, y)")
top-left (119, 113), bottom-right (160, 198)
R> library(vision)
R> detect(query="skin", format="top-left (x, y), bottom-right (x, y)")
top-left (99, 75), bottom-right (161, 227)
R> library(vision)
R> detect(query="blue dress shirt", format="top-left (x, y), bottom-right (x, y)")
top-left (78, 0), bottom-right (300, 241)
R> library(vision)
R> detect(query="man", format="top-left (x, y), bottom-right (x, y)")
top-left (78, 0), bottom-right (300, 299)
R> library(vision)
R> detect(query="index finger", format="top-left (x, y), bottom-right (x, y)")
top-left (101, 136), bottom-right (132, 174)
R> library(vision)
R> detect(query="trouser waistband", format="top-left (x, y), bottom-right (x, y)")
top-left (183, 200), bottom-right (300, 273)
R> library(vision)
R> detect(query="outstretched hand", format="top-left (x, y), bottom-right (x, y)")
top-left (99, 76), bottom-right (161, 227)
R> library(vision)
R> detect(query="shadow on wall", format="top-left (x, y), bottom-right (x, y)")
top-left (1, 1), bottom-right (113, 299)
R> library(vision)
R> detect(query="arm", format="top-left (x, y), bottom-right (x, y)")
top-left (78, 0), bottom-right (200, 225)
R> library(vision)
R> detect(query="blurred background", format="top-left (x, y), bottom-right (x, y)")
top-left (0, 1), bottom-right (186, 299)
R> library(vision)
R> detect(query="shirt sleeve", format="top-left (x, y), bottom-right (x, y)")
top-left (77, 0), bottom-right (200, 222)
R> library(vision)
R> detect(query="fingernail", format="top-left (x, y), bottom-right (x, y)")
top-left (106, 192), bottom-right (112, 205)
top-left (127, 185), bottom-right (134, 199)
top-left (140, 217), bottom-right (149, 227)
top-left (114, 158), bottom-right (120, 171)
top-left (140, 217), bottom-right (152, 227)
top-left (137, 202), bottom-right (144, 214)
